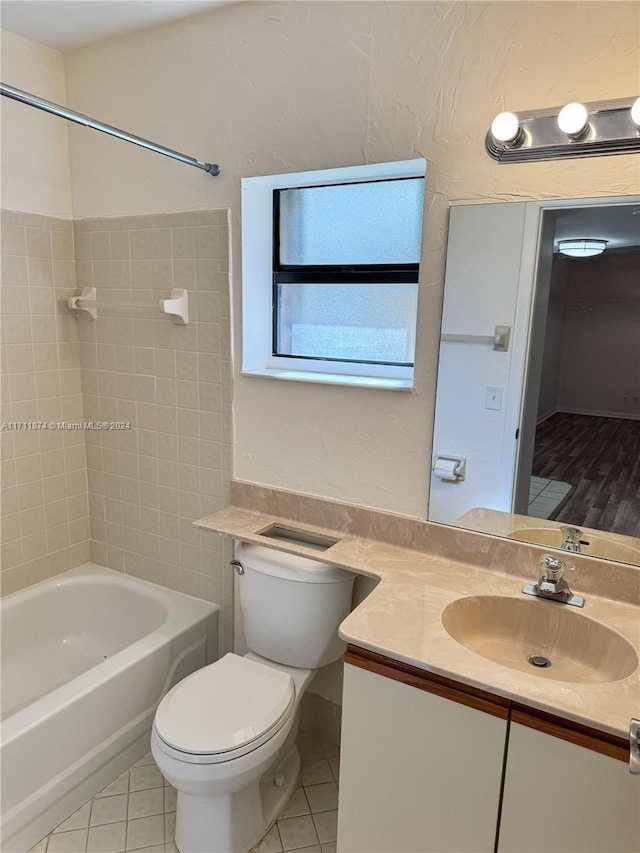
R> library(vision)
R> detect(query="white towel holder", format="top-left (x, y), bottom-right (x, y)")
top-left (160, 289), bottom-right (189, 325)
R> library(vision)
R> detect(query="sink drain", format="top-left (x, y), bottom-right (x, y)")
top-left (528, 655), bottom-right (551, 668)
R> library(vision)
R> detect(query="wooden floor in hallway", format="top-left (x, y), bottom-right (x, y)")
top-left (532, 412), bottom-right (640, 538)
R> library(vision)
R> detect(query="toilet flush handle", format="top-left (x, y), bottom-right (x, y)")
top-left (230, 559), bottom-right (244, 575)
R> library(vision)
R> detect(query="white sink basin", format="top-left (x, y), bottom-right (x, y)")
top-left (442, 595), bottom-right (638, 684)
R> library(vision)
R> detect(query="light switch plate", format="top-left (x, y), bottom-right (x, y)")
top-left (485, 385), bottom-right (504, 410)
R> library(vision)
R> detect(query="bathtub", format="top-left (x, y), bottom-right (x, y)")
top-left (0, 563), bottom-right (219, 853)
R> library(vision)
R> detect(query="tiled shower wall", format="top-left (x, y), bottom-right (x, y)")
top-left (74, 211), bottom-right (234, 651)
top-left (1, 210), bottom-right (91, 595)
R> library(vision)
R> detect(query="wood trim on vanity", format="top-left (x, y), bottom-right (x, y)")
top-left (510, 705), bottom-right (629, 763)
top-left (345, 645), bottom-right (510, 719)
top-left (345, 645), bottom-right (629, 762)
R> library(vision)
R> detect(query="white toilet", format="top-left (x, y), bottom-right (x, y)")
top-left (151, 541), bottom-right (355, 853)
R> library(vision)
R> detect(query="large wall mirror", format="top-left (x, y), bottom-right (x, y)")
top-left (429, 195), bottom-right (640, 567)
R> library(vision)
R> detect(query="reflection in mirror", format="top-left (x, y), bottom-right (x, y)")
top-left (430, 197), bottom-right (640, 566)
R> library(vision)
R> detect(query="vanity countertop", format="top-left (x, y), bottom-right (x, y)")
top-left (196, 500), bottom-right (640, 741)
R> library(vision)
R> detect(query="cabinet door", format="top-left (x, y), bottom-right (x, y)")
top-left (499, 722), bottom-right (640, 852)
top-left (337, 663), bottom-right (508, 853)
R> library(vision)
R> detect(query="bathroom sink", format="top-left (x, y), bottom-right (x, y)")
top-left (442, 595), bottom-right (638, 684)
top-left (508, 528), bottom-right (640, 565)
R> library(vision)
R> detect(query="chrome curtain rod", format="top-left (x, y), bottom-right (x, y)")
top-left (1, 82), bottom-right (220, 177)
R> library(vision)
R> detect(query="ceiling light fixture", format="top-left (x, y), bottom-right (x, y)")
top-left (557, 239), bottom-right (608, 258)
top-left (485, 96), bottom-right (640, 162)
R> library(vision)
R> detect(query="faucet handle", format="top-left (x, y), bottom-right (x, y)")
top-left (539, 553), bottom-right (565, 581)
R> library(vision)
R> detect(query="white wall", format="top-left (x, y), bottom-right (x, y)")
top-left (0, 30), bottom-right (73, 218)
top-left (557, 249), bottom-right (640, 418)
top-left (63, 1), bottom-right (640, 517)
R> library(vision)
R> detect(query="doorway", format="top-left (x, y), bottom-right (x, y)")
top-left (513, 203), bottom-right (640, 536)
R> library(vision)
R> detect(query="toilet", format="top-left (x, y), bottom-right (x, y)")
top-left (151, 541), bottom-right (355, 853)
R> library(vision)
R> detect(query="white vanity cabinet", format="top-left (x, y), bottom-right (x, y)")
top-left (337, 658), bottom-right (509, 852)
top-left (337, 648), bottom-right (637, 853)
top-left (498, 721), bottom-right (640, 853)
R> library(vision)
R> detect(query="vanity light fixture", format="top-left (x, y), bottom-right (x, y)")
top-left (557, 239), bottom-right (607, 258)
top-left (557, 102), bottom-right (589, 138)
top-left (486, 96), bottom-right (640, 162)
top-left (490, 111), bottom-right (523, 146)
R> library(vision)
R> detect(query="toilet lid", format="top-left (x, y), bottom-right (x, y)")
top-left (154, 654), bottom-right (295, 755)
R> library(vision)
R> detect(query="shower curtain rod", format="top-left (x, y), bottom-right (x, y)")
top-left (1, 82), bottom-right (220, 177)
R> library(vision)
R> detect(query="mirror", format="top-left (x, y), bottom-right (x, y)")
top-left (429, 196), bottom-right (640, 566)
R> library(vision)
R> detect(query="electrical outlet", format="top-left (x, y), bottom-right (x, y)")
top-left (623, 396), bottom-right (629, 404)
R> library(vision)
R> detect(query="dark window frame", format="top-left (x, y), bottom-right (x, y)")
top-left (271, 177), bottom-right (421, 367)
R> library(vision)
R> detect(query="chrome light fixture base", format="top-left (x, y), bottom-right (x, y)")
top-left (486, 97), bottom-right (640, 163)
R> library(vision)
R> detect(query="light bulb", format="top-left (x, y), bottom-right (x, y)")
top-left (490, 112), bottom-right (521, 144)
top-left (631, 97), bottom-right (640, 129)
top-left (557, 102), bottom-right (589, 138)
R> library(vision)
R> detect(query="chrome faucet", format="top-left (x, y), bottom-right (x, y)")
top-left (560, 525), bottom-right (588, 553)
top-left (522, 554), bottom-right (584, 608)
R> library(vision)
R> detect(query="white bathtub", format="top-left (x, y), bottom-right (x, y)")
top-left (0, 563), bottom-right (219, 853)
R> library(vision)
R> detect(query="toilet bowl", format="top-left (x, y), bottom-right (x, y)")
top-left (152, 652), bottom-right (314, 853)
top-left (151, 543), bottom-right (354, 853)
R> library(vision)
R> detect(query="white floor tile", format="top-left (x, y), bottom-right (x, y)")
top-left (41, 731), bottom-right (341, 853)
top-left (252, 823), bottom-right (283, 853)
top-left (53, 801), bottom-right (91, 832)
top-left (328, 757), bottom-right (340, 782)
top-left (129, 765), bottom-right (164, 792)
top-left (97, 772), bottom-right (129, 798)
top-left (300, 760), bottom-right (333, 787)
top-left (164, 811), bottom-right (176, 843)
top-left (163, 786), bottom-right (177, 813)
top-left (128, 787), bottom-right (164, 820)
top-left (304, 783), bottom-right (338, 814)
top-left (312, 810), bottom-right (338, 844)
top-left (133, 751), bottom-right (155, 767)
top-left (90, 794), bottom-right (128, 826)
top-left (279, 788), bottom-right (310, 819)
top-left (277, 815), bottom-right (319, 851)
top-left (297, 735), bottom-right (326, 761)
top-left (47, 829), bottom-right (88, 853)
top-left (126, 815), bottom-right (165, 850)
top-left (87, 821), bottom-right (127, 853)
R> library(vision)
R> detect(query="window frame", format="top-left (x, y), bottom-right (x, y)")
top-left (241, 158), bottom-right (426, 389)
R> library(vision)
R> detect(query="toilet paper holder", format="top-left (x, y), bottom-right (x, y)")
top-left (432, 455), bottom-right (466, 482)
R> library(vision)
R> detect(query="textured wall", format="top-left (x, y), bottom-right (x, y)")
top-left (74, 211), bottom-right (234, 651)
top-left (64, 1), bottom-right (640, 517)
top-left (0, 30), bottom-right (73, 218)
top-left (0, 210), bottom-right (90, 595)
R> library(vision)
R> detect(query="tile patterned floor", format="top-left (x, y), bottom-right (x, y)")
top-left (528, 476), bottom-right (572, 519)
top-left (28, 732), bottom-right (339, 853)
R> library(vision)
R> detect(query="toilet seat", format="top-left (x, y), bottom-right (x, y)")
top-left (154, 654), bottom-right (295, 764)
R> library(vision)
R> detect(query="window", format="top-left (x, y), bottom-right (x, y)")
top-left (241, 159), bottom-right (425, 389)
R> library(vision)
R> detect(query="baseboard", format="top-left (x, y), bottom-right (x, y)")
top-left (558, 407), bottom-right (640, 421)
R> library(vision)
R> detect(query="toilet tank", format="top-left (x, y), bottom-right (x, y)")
top-left (235, 542), bottom-right (355, 669)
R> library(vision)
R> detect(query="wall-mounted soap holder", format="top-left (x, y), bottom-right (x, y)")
top-left (68, 286), bottom-right (97, 320)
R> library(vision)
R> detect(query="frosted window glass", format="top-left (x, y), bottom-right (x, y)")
top-left (279, 178), bottom-right (424, 266)
top-left (275, 283), bottom-right (418, 364)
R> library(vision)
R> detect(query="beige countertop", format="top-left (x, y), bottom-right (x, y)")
top-left (196, 496), bottom-right (640, 741)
